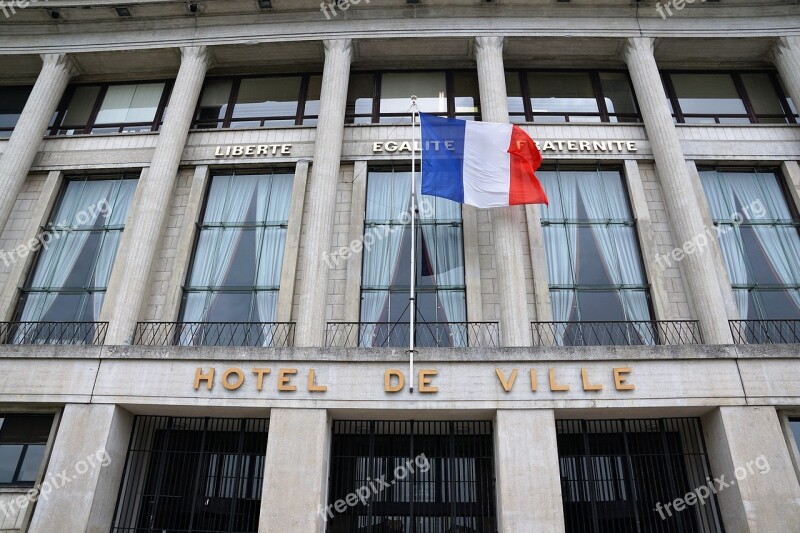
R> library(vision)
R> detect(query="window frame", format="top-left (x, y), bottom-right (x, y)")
top-left (48, 80), bottom-right (173, 136)
top-left (540, 164), bottom-right (655, 324)
top-left (347, 70), bottom-right (482, 124)
top-left (190, 73), bottom-right (322, 130)
top-left (663, 70), bottom-right (798, 125)
top-left (14, 174), bottom-right (139, 324)
top-left (506, 69), bottom-right (642, 124)
top-left (0, 85), bottom-right (33, 138)
top-left (0, 413), bottom-right (55, 487)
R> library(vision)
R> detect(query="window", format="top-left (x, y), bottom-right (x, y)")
top-left (700, 168), bottom-right (800, 321)
top-left (346, 71), bottom-right (480, 124)
top-left (326, 420), bottom-right (496, 533)
top-left (664, 71), bottom-right (797, 124)
top-left (15, 176), bottom-right (137, 341)
top-left (557, 418), bottom-right (724, 533)
top-left (360, 167), bottom-right (466, 347)
top-left (180, 170), bottom-right (292, 345)
top-left (192, 75), bottom-right (321, 129)
top-left (0, 86), bottom-right (32, 139)
top-left (0, 414), bottom-right (53, 486)
top-left (49, 82), bottom-right (170, 135)
top-left (506, 70), bottom-right (640, 124)
top-left (539, 167), bottom-right (653, 345)
top-left (112, 416), bottom-right (269, 533)
top-left (790, 418), bottom-right (800, 454)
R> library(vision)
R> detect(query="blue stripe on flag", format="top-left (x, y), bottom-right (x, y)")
top-left (421, 113), bottom-right (465, 204)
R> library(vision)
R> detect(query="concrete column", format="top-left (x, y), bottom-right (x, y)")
top-left (494, 409), bottom-right (565, 532)
top-left (105, 46), bottom-right (209, 344)
top-left (28, 404), bottom-right (133, 533)
top-left (277, 160), bottom-right (311, 324)
top-left (343, 161), bottom-right (367, 327)
top-left (0, 54), bottom-right (76, 236)
top-left (771, 36), bottom-right (800, 114)
top-left (295, 39), bottom-right (352, 347)
top-left (781, 160), bottom-right (800, 215)
top-left (260, 408), bottom-right (330, 532)
top-left (474, 36), bottom-right (532, 346)
top-left (701, 406), bottom-right (800, 532)
top-left (623, 38), bottom-right (732, 344)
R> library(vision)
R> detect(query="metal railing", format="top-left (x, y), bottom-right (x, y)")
top-left (133, 322), bottom-right (295, 347)
top-left (531, 320), bottom-right (702, 347)
top-left (0, 321), bottom-right (107, 345)
top-left (325, 321), bottom-right (500, 348)
top-left (730, 319), bottom-right (800, 344)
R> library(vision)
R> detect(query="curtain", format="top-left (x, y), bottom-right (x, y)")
top-left (360, 173), bottom-right (411, 345)
top-left (96, 83), bottom-right (164, 124)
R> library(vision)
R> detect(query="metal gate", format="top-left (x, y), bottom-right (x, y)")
top-left (110, 416), bottom-right (269, 533)
top-left (325, 420), bottom-right (497, 533)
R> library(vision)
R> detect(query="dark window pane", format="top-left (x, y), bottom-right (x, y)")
top-left (0, 86), bottom-right (31, 135)
top-left (205, 292), bottom-right (254, 322)
top-left (61, 86), bottom-right (101, 127)
top-left (302, 75), bottom-right (322, 124)
top-left (528, 72), bottom-right (599, 116)
top-left (671, 73), bottom-right (747, 116)
top-left (346, 73), bottom-right (374, 123)
top-left (575, 226), bottom-right (616, 286)
top-left (506, 72), bottom-right (525, 121)
top-left (196, 79), bottom-right (233, 128)
top-left (0, 415), bottom-right (52, 443)
top-left (599, 72), bottom-right (638, 117)
top-left (755, 290), bottom-right (800, 320)
top-left (232, 77), bottom-right (301, 126)
top-left (452, 72), bottom-right (480, 118)
top-left (577, 291), bottom-right (626, 321)
top-left (0, 445), bottom-right (23, 483)
top-left (741, 73), bottom-right (785, 116)
top-left (380, 72), bottom-right (447, 121)
top-left (791, 420), bottom-right (800, 449)
top-left (17, 445), bottom-right (45, 483)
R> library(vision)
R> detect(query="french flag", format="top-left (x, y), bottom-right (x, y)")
top-left (420, 113), bottom-right (548, 208)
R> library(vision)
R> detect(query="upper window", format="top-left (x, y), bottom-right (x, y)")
top-left (506, 70), bottom-right (641, 124)
top-left (192, 75), bottom-right (321, 129)
top-left (180, 170), bottom-right (293, 345)
top-left (347, 71), bottom-right (480, 124)
top-left (663, 72), bottom-right (798, 125)
top-left (49, 82), bottom-right (170, 135)
top-left (360, 167), bottom-right (465, 347)
top-left (0, 86), bottom-right (32, 139)
top-left (17, 176), bottom-right (137, 331)
top-left (539, 167), bottom-right (653, 344)
top-left (700, 168), bottom-right (800, 321)
top-left (0, 414), bottom-right (53, 486)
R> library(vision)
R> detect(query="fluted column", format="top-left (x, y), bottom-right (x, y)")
top-left (105, 46), bottom-right (209, 344)
top-left (474, 36), bottom-right (532, 346)
top-left (772, 36), bottom-right (800, 116)
top-left (295, 39), bottom-right (352, 347)
top-left (0, 53), bottom-right (76, 235)
top-left (624, 38), bottom-right (732, 344)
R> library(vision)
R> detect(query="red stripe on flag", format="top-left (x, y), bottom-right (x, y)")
top-left (508, 125), bottom-right (548, 206)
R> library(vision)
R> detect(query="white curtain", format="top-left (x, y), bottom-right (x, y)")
top-left (96, 83), bottom-right (164, 124)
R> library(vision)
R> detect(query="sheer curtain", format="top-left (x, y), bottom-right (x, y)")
top-left (360, 173), bottom-right (411, 346)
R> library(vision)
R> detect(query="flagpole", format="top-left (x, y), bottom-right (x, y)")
top-left (409, 96), bottom-right (418, 394)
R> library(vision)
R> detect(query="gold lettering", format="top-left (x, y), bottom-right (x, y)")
top-left (307, 368), bottom-right (327, 392)
top-left (222, 367), bottom-right (244, 390)
top-left (549, 368), bottom-right (570, 392)
top-left (495, 368), bottom-right (518, 392)
top-left (418, 370), bottom-right (438, 393)
top-left (581, 368), bottom-right (603, 391)
top-left (252, 368), bottom-right (271, 391)
top-left (384, 369), bottom-right (404, 392)
top-left (530, 369), bottom-right (537, 392)
top-left (278, 368), bottom-right (297, 391)
top-left (614, 367), bottom-right (635, 390)
top-left (194, 367), bottom-right (214, 390)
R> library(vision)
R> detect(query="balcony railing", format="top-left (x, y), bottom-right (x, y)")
top-left (0, 321), bottom-right (108, 345)
top-left (730, 320), bottom-right (800, 344)
top-left (531, 320), bottom-right (702, 347)
top-left (326, 322), bottom-right (500, 348)
top-left (134, 322), bottom-right (295, 347)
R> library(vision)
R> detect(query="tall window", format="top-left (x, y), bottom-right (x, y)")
top-left (16, 176), bottom-right (137, 330)
top-left (663, 71), bottom-right (797, 124)
top-left (0, 414), bottom-right (53, 486)
top-left (49, 82), bottom-right (170, 135)
top-left (326, 420), bottom-right (496, 533)
top-left (539, 167), bottom-right (652, 343)
top-left (360, 167), bottom-right (465, 347)
top-left (346, 71), bottom-right (480, 124)
top-left (192, 75), bottom-right (321, 129)
top-left (180, 170), bottom-right (292, 343)
top-left (557, 418), bottom-right (724, 533)
top-left (0, 86), bottom-right (31, 139)
top-left (506, 70), bottom-right (640, 124)
top-left (700, 168), bottom-right (800, 321)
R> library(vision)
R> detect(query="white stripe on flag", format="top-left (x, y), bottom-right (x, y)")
top-left (462, 122), bottom-right (513, 208)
